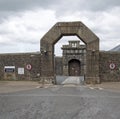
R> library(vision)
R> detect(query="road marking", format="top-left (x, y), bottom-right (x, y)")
top-left (36, 86), bottom-right (48, 88)
top-left (89, 87), bottom-right (94, 90)
top-left (98, 87), bottom-right (103, 90)
top-left (63, 85), bottom-right (77, 87)
top-left (89, 87), bottom-right (103, 90)
top-left (36, 85), bottom-right (58, 88)
top-left (36, 86), bottom-right (40, 88)
top-left (36, 85), bottom-right (104, 90)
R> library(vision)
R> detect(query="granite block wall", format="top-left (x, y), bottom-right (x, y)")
top-left (0, 51), bottom-right (120, 82)
top-left (99, 51), bottom-right (120, 82)
top-left (55, 57), bottom-right (63, 75)
top-left (0, 52), bottom-right (41, 80)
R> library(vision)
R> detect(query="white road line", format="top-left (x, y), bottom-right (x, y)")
top-left (89, 87), bottom-right (94, 90)
top-left (89, 87), bottom-right (104, 90)
top-left (36, 86), bottom-right (40, 88)
top-left (99, 87), bottom-right (103, 90)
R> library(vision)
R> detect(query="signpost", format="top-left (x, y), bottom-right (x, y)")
top-left (26, 64), bottom-right (32, 80)
top-left (4, 66), bottom-right (16, 80)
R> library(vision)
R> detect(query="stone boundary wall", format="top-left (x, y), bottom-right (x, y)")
top-left (0, 51), bottom-right (120, 83)
top-left (0, 52), bottom-right (41, 80)
top-left (99, 51), bottom-right (120, 82)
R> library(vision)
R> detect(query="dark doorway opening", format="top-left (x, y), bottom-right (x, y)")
top-left (68, 59), bottom-right (81, 76)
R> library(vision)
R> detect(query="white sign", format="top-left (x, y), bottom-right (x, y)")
top-left (18, 68), bottom-right (24, 74)
top-left (4, 66), bottom-right (15, 72)
top-left (4, 66), bottom-right (15, 69)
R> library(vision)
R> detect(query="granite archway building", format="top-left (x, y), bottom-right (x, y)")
top-left (40, 22), bottom-right (100, 83)
top-left (0, 21), bottom-right (120, 83)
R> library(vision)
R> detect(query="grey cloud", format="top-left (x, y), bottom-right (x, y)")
top-left (0, 0), bottom-right (58, 22)
top-left (82, 0), bottom-right (120, 11)
top-left (0, 0), bottom-right (120, 53)
top-left (0, 0), bottom-right (58, 11)
top-left (0, 11), bottom-right (18, 23)
top-left (0, 0), bottom-right (120, 12)
top-left (49, 0), bottom-right (120, 14)
top-left (0, 0), bottom-right (120, 21)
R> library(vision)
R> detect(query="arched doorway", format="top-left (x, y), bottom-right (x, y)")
top-left (69, 59), bottom-right (81, 76)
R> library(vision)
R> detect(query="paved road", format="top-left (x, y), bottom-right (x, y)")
top-left (0, 85), bottom-right (120, 119)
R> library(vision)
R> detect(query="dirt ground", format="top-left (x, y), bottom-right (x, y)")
top-left (0, 81), bottom-right (120, 93)
top-left (90, 82), bottom-right (120, 92)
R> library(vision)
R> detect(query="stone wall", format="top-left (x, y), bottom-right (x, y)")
top-left (99, 51), bottom-right (120, 82)
top-left (0, 51), bottom-right (120, 82)
top-left (0, 52), bottom-right (41, 80)
top-left (55, 57), bottom-right (63, 75)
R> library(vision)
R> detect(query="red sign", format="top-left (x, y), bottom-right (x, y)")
top-left (26, 64), bottom-right (32, 70)
top-left (109, 63), bottom-right (116, 70)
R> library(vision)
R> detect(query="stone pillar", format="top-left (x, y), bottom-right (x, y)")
top-left (85, 44), bottom-right (100, 84)
top-left (40, 44), bottom-right (55, 84)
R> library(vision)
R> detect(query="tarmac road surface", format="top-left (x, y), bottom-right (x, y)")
top-left (0, 85), bottom-right (120, 119)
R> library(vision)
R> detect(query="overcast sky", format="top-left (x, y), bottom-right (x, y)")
top-left (0, 0), bottom-right (120, 55)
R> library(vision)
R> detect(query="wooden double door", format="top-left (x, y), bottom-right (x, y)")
top-left (69, 59), bottom-right (81, 76)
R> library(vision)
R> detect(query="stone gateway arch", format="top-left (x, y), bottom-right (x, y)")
top-left (40, 21), bottom-right (100, 83)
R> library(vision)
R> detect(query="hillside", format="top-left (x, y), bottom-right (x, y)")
top-left (110, 44), bottom-right (120, 52)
